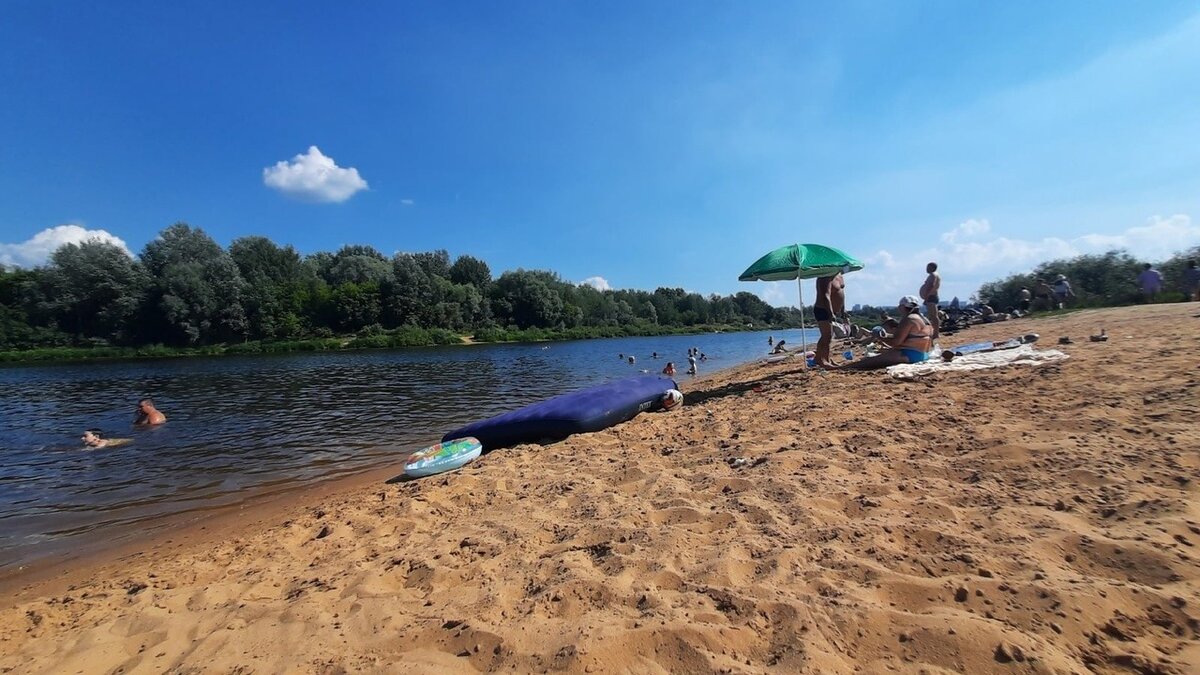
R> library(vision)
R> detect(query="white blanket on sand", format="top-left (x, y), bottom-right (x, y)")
top-left (887, 344), bottom-right (1069, 380)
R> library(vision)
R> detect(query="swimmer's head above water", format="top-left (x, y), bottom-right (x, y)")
top-left (81, 429), bottom-right (107, 448)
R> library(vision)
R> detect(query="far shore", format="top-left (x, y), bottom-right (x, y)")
top-left (0, 322), bottom-right (789, 365)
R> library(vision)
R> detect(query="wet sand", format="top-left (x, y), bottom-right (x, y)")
top-left (1, 303), bottom-right (1197, 673)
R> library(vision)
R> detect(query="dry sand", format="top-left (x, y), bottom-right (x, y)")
top-left (1, 304), bottom-right (1198, 674)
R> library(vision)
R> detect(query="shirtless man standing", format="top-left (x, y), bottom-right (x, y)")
top-left (134, 398), bottom-right (167, 425)
top-left (919, 262), bottom-right (941, 340)
top-left (813, 271), bottom-right (845, 368)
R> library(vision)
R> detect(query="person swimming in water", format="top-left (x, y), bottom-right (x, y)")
top-left (662, 362), bottom-right (676, 376)
top-left (81, 429), bottom-right (131, 449)
top-left (841, 296), bottom-right (933, 371)
top-left (133, 398), bottom-right (167, 425)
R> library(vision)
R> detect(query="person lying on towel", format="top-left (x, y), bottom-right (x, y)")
top-left (841, 296), bottom-right (933, 371)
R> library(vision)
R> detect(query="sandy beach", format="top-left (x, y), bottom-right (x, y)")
top-left (1, 303), bottom-right (1197, 674)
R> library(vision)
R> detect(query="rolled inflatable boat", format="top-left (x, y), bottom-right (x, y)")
top-left (442, 375), bottom-right (678, 450)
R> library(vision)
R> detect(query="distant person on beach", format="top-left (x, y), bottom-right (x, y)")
top-left (1033, 279), bottom-right (1054, 311)
top-left (133, 398), bottom-right (167, 425)
top-left (687, 354), bottom-right (697, 375)
top-left (772, 340), bottom-right (788, 354)
top-left (1052, 274), bottom-right (1074, 309)
top-left (841, 296), bottom-right (933, 371)
top-left (81, 429), bottom-right (130, 449)
top-left (767, 335), bottom-right (773, 347)
top-left (1184, 260), bottom-right (1200, 301)
top-left (814, 272), bottom-right (844, 368)
top-left (1018, 287), bottom-right (1032, 313)
top-left (662, 362), bottom-right (676, 376)
top-left (1138, 263), bottom-right (1163, 302)
top-left (919, 262), bottom-right (941, 339)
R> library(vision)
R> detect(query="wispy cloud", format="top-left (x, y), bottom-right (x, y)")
top-left (850, 214), bottom-right (1200, 305)
top-left (749, 280), bottom-right (791, 307)
top-left (0, 224), bottom-right (131, 268)
top-left (580, 276), bottom-right (611, 291)
top-left (263, 146), bottom-right (368, 203)
top-left (400, 199), bottom-right (415, 206)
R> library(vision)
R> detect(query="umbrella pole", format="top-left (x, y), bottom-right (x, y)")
top-left (797, 277), bottom-right (810, 368)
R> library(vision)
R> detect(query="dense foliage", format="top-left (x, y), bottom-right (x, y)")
top-left (974, 247), bottom-right (1199, 311)
top-left (0, 223), bottom-right (802, 353)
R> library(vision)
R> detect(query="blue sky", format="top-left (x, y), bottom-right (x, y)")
top-left (2, 1), bottom-right (1199, 306)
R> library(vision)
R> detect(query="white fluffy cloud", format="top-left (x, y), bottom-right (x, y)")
top-left (0, 224), bottom-right (131, 268)
top-left (580, 276), bottom-right (611, 291)
top-left (932, 214), bottom-right (1198, 276)
top-left (263, 146), bottom-right (368, 203)
top-left (941, 218), bottom-right (991, 243)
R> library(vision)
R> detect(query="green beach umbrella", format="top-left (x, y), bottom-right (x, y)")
top-left (739, 243), bottom-right (864, 365)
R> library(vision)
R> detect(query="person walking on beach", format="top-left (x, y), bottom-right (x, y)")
top-left (133, 398), bottom-right (167, 425)
top-left (1018, 287), bottom-right (1032, 313)
top-left (1033, 278), bottom-right (1054, 311)
top-left (1052, 274), bottom-right (1074, 309)
top-left (813, 272), bottom-right (844, 368)
top-left (1184, 260), bottom-right (1200, 301)
top-left (919, 262), bottom-right (941, 339)
top-left (1138, 263), bottom-right (1164, 303)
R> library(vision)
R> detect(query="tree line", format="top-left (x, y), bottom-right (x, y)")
top-left (974, 246), bottom-right (1199, 312)
top-left (0, 223), bottom-right (802, 352)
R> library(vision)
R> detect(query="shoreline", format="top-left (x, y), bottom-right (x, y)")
top-left (0, 349), bottom-right (749, 592)
top-left (0, 323), bottom-right (790, 365)
top-left (2, 304), bottom-right (1196, 673)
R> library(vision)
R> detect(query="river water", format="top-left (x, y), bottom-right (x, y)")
top-left (0, 328), bottom-right (817, 568)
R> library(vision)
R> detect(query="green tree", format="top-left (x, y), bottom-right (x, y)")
top-left (326, 245), bottom-right (392, 286)
top-left (448, 254), bottom-right (492, 288)
top-left (41, 239), bottom-right (148, 344)
top-left (140, 223), bottom-right (248, 345)
top-left (491, 270), bottom-right (563, 328)
top-left (331, 282), bottom-right (381, 330)
top-left (413, 249), bottom-right (451, 280)
top-left (382, 253), bottom-right (435, 327)
top-left (230, 236), bottom-right (310, 339)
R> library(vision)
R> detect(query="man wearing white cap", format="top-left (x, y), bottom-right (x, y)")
top-left (841, 296), bottom-right (934, 371)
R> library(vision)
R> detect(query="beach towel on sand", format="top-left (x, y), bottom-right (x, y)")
top-left (887, 344), bottom-right (1069, 380)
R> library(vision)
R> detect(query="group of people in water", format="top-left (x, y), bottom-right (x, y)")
top-left (80, 398), bottom-right (167, 449)
top-left (619, 347), bottom-right (706, 378)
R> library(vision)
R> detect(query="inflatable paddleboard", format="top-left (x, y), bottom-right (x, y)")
top-left (943, 333), bottom-right (1039, 360)
top-left (442, 375), bottom-right (677, 450)
top-left (404, 437), bottom-right (483, 478)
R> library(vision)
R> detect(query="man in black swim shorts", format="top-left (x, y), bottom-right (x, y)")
top-left (813, 271), bottom-right (844, 368)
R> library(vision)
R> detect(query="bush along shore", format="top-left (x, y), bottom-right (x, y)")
top-left (0, 322), bottom-right (777, 364)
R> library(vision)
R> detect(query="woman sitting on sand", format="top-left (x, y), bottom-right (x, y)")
top-left (842, 296), bottom-right (933, 371)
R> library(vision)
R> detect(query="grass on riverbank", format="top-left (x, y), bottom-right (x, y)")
top-left (0, 323), bottom-right (779, 364)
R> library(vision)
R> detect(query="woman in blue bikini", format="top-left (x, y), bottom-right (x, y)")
top-left (842, 296), bottom-right (933, 371)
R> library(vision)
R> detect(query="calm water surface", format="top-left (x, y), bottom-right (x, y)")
top-left (0, 329), bottom-right (817, 567)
